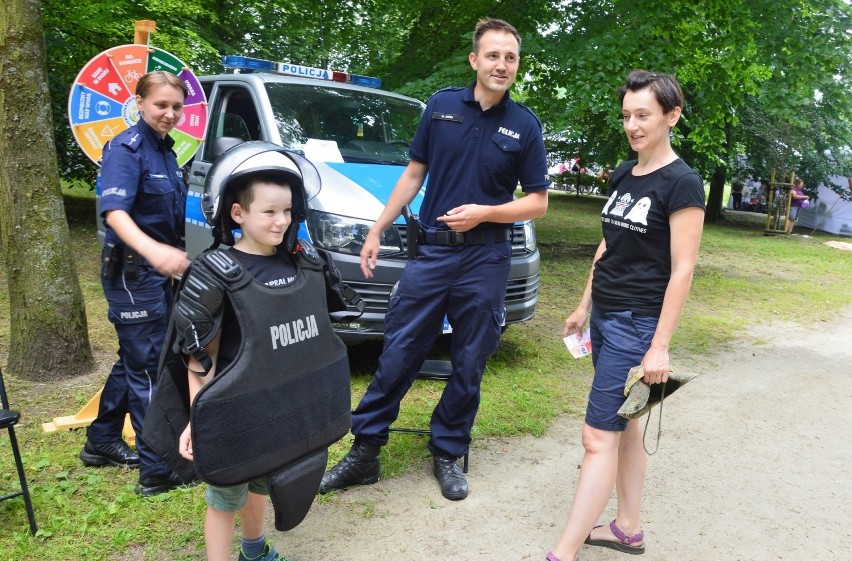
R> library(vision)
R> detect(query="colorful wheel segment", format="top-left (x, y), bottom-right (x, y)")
top-left (68, 44), bottom-right (207, 166)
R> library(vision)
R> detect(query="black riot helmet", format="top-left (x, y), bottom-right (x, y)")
top-left (202, 141), bottom-right (320, 252)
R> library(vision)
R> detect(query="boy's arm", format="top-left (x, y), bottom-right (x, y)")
top-left (179, 330), bottom-right (221, 461)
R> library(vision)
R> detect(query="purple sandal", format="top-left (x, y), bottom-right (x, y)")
top-left (545, 552), bottom-right (578, 561)
top-left (584, 519), bottom-right (645, 554)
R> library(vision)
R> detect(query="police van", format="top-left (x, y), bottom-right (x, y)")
top-left (165, 56), bottom-right (539, 343)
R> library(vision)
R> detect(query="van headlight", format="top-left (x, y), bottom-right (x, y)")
top-left (307, 211), bottom-right (404, 256)
top-left (523, 220), bottom-right (537, 252)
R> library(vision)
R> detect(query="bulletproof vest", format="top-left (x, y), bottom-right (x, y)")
top-left (144, 243), bottom-right (351, 530)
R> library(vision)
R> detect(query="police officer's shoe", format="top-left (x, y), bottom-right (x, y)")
top-left (317, 440), bottom-right (381, 494)
top-left (135, 470), bottom-right (193, 497)
top-left (433, 454), bottom-right (468, 501)
top-left (79, 439), bottom-right (140, 468)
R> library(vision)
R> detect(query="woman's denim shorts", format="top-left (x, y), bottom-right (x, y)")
top-left (586, 308), bottom-right (658, 432)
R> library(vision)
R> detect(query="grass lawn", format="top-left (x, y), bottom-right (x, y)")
top-left (1, 186), bottom-right (851, 559)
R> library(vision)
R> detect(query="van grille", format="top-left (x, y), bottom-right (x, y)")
top-left (345, 272), bottom-right (539, 316)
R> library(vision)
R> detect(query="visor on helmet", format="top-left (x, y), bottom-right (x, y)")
top-left (202, 141), bottom-right (320, 248)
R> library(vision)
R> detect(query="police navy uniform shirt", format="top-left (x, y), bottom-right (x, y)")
top-left (408, 81), bottom-right (550, 228)
top-left (99, 118), bottom-right (187, 249)
top-left (592, 159), bottom-right (706, 317)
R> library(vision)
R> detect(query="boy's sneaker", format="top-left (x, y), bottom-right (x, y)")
top-left (238, 539), bottom-right (288, 561)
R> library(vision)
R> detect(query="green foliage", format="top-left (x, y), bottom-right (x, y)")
top-left (45, 0), bottom-right (852, 208)
top-left (518, 0), bottom-right (852, 220)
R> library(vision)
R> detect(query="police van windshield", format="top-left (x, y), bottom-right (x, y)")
top-left (265, 83), bottom-right (424, 165)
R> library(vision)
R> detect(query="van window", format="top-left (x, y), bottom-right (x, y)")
top-left (204, 86), bottom-right (262, 160)
top-left (264, 83), bottom-right (424, 165)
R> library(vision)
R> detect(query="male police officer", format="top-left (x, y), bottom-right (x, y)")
top-left (320, 18), bottom-right (549, 501)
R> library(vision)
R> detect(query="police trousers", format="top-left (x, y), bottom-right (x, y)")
top-left (88, 264), bottom-right (172, 477)
top-left (350, 239), bottom-right (511, 458)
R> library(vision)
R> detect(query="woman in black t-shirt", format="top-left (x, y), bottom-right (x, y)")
top-left (547, 71), bottom-right (705, 561)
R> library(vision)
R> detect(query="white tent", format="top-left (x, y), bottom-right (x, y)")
top-left (797, 176), bottom-right (852, 236)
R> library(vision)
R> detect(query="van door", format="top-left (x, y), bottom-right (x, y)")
top-left (187, 85), bottom-right (264, 257)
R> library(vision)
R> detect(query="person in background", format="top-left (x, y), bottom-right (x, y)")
top-left (80, 71), bottom-right (192, 496)
top-left (731, 177), bottom-right (744, 210)
top-left (786, 177), bottom-right (810, 234)
top-left (596, 165), bottom-right (613, 185)
top-left (546, 70), bottom-right (705, 561)
top-left (318, 17), bottom-right (549, 502)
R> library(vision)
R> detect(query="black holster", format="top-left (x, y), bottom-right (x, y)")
top-left (101, 243), bottom-right (122, 280)
top-left (124, 248), bottom-right (140, 279)
top-left (403, 205), bottom-right (420, 260)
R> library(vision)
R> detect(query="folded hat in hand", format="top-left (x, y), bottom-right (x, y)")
top-left (617, 365), bottom-right (697, 419)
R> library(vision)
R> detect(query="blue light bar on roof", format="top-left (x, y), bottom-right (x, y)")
top-left (220, 55), bottom-right (382, 88)
top-left (222, 55), bottom-right (276, 72)
top-left (349, 74), bottom-right (382, 88)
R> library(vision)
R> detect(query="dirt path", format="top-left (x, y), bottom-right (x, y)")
top-left (271, 308), bottom-right (852, 561)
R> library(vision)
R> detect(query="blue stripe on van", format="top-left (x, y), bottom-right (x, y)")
top-left (186, 191), bottom-right (211, 229)
top-left (326, 162), bottom-right (425, 219)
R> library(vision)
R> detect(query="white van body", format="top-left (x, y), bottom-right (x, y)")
top-left (101, 59), bottom-right (541, 344)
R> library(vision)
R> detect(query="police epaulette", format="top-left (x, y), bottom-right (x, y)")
top-left (119, 131), bottom-right (144, 152)
top-left (516, 101), bottom-right (544, 129)
top-left (435, 86), bottom-right (466, 94)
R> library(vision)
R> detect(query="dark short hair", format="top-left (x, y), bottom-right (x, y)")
top-left (618, 70), bottom-right (683, 114)
top-left (472, 18), bottom-right (521, 54)
top-left (136, 70), bottom-right (188, 99)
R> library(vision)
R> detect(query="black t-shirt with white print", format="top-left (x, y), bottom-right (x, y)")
top-left (592, 158), bottom-right (705, 317)
top-left (226, 247), bottom-right (297, 287)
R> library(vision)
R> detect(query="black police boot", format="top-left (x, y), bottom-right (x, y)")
top-left (318, 440), bottom-right (381, 494)
top-left (80, 439), bottom-right (140, 468)
top-left (135, 470), bottom-right (196, 497)
top-left (433, 454), bottom-right (468, 500)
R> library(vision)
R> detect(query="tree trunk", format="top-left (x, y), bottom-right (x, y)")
top-left (705, 121), bottom-right (735, 222)
top-left (0, 0), bottom-right (93, 380)
top-left (705, 165), bottom-right (727, 222)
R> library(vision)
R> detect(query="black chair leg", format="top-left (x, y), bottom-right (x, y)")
top-left (7, 425), bottom-right (37, 535)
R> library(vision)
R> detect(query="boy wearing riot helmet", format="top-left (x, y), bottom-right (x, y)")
top-left (143, 142), bottom-right (354, 561)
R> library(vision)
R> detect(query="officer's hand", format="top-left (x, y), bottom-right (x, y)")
top-left (148, 244), bottom-right (190, 278)
top-left (360, 232), bottom-right (380, 279)
top-left (179, 423), bottom-right (193, 461)
top-left (437, 204), bottom-right (484, 232)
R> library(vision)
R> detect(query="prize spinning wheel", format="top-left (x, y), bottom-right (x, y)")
top-left (68, 44), bottom-right (207, 166)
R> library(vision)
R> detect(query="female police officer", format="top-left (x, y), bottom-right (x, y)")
top-left (80, 71), bottom-right (192, 496)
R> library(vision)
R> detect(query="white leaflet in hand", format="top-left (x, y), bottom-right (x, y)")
top-left (563, 327), bottom-right (592, 359)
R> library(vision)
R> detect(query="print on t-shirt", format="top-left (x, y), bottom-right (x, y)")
top-left (601, 190), bottom-right (649, 234)
top-left (610, 192), bottom-right (633, 217)
top-left (624, 197), bottom-right (651, 225)
top-left (265, 274), bottom-right (296, 287)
